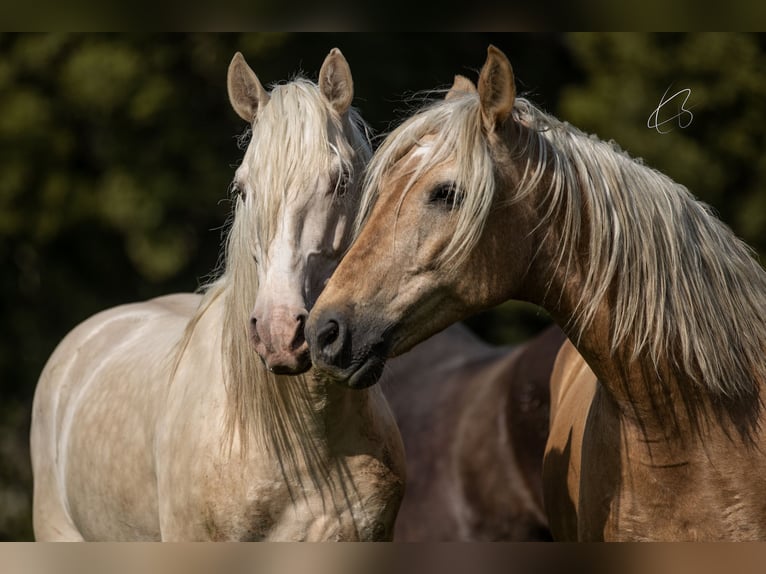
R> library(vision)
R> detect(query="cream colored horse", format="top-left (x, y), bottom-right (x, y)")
top-left (30, 49), bottom-right (405, 541)
top-left (307, 46), bottom-right (766, 540)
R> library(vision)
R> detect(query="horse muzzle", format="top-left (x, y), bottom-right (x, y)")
top-left (305, 307), bottom-right (388, 388)
top-left (250, 307), bottom-right (311, 375)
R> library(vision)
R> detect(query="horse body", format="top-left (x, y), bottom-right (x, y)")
top-left (546, 341), bottom-right (766, 541)
top-left (31, 294), bottom-right (194, 540)
top-left (33, 291), bottom-right (402, 541)
top-left (31, 49), bottom-right (406, 541)
top-left (155, 291), bottom-right (402, 541)
top-left (385, 324), bottom-right (562, 541)
top-left (307, 46), bottom-right (766, 540)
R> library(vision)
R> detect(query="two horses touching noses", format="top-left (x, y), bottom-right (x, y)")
top-left (307, 45), bottom-right (766, 541)
top-left (30, 46), bottom-right (552, 542)
top-left (34, 40), bottom-right (765, 542)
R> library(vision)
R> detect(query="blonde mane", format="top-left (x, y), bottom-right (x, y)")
top-left (363, 91), bottom-right (766, 399)
top-left (174, 77), bottom-right (372, 469)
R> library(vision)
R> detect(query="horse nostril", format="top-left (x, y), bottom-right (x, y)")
top-left (291, 312), bottom-right (308, 350)
top-left (307, 312), bottom-right (350, 369)
top-left (317, 319), bottom-right (340, 350)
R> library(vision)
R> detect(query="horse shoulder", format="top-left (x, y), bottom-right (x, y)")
top-left (448, 326), bottom-right (564, 541)
top-left (503, 326), bottom-right (567, 523)
top-left (381, 323), bottom-right (502, 540)
top-left (154, 295), bottom-right (238, 539)
top-left (384, 323), bottom-right (558, 541)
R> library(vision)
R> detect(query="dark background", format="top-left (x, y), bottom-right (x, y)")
top-left (2, 33), bottom-right (765, 539)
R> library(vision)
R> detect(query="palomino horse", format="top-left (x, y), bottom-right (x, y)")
top-left (307, 46), bottom-right (766, 540)
top-left (30, 49), bottom-right (405, 541)
top-left (384, 324), bottom-right (563, 541)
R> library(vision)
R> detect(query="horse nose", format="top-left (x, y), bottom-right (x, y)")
top-left (250, 309), bottom-right (312, 374)
top-left (290, 311), bottom-right (308, 350)
top-left (250, 308), bottom-right (306, 346)
top-left (250, 314), bottom-right (264, 346)
top-left (309, 310), bottom-right (350, 368)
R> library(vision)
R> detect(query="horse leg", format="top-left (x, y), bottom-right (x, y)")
top-left (30, 367), bottom-right (84, 541)
top-left (31, 443), bottom-right (84, 541)
top-left (32, 492), bottom-right (85, 541)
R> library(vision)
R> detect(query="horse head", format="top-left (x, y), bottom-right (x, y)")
top-left (226, 49), bottom-right (370, 374)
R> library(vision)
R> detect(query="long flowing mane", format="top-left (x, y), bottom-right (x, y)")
top-left (362, 91), bottom-right (766, 402)
top-left (174, 78), bottom-right (372, 471)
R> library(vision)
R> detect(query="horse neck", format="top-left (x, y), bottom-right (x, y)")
top-left (516, 131), bottom-right (762, 444)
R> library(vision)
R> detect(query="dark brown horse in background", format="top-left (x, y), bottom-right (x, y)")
top-left (386, 324), bottom-right (564, 541)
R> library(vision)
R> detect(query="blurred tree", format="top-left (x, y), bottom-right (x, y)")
top-left (560, 33), bottom-right (766, 259)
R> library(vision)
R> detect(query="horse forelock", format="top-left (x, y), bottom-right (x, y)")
top-left (175, 77), bottom-right (372, 486)
top-left (364, 91), bottom-right (766, 400)
top-left (359, 92), bottom-right (496, 268)
top-left (240, 79), bottom-right (371, 255)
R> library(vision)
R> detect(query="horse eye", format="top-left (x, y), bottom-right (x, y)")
top-left (232, 181), bottom-right (246, 200)
top-left (332, 170), bottom-right (351, 198)
top-left (428, 183), bottom-right (464, 209)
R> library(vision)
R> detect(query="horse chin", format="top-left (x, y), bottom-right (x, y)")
top-left (261, 348), bottom-right (312, 376)
top-left (346, 354), bottom-right (386, 389)
top-left (313, 352), bottom-right (386, 389)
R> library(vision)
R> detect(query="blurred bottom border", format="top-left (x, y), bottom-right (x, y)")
top-left (2, 542), bottom-right (766, 574)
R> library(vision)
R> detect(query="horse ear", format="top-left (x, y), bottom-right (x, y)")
top-left (477, 45), bottom-right (515, 133)
top-left (319, 48), bottom-right (354, 115)
top-left (227, 52), bottom-right (270, 124)
top-left (446, 75), bottom-right (477, 101)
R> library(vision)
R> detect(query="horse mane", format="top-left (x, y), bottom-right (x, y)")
top-left (363, 91), bottom-right (766, 401)
top-left (173, 77), bottom-right (372, 473)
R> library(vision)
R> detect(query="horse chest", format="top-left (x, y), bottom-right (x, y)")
top-left (159, 450), bottom-right (397, 541)
top-left (155, 410), bottom-right (299, 539)
top-left (156, 390), bottom-right (400, 542)
top-left (117, 290), bottom-right (403, 541)
top-left (186, 465), bottom-right (329, 541)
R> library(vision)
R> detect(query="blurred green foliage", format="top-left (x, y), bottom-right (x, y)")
top-left (1, 34), bottom-right (764, 540)
top-left (559, 33), bottom-right (766, 258)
